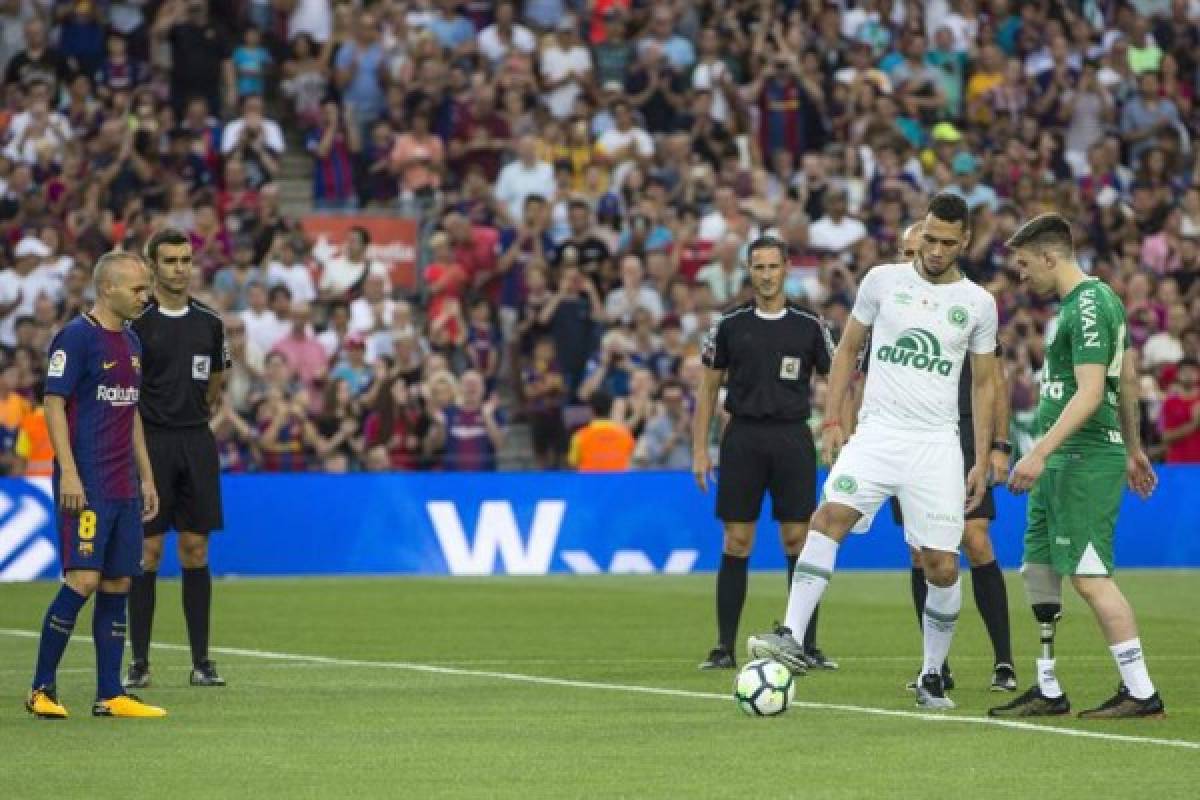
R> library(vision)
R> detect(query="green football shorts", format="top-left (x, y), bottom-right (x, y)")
top-left (1023, 464), bottom-right (1125, 577)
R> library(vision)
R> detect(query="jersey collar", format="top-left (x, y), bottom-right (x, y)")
top-left (754, 307), bottom-right (787, 320)
top-left (156, 302), bottom-right (191, 318)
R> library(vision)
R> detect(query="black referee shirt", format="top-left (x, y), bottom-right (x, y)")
top-left (702, 302), bottom-right (834, 421)
top-left (133, 298), bottom-right (230, 430)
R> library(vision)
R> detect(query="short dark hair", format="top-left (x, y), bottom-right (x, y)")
top-left (746, 234), bottom-right (787, 264)
top-left (144, 227), bottom-right (189, 263)
top-left (1006, 212), bottom-right (1074, 255)
top-left (926, 192), bottom-right (970, 230)
top-left (588, 389), bottom-right (614, 418)
top-left (349, 226), bottom-right (370, 246)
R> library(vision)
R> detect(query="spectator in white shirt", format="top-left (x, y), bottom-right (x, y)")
top-left (221, 94), bottom-right (286, 157)
top-left (695, 233), bottom-right (748, 306)
top-left (0, 236), bottom-right (60, 346)
top-left (288, 0), bottom-right (333, 44)
top-left (318, 226), bottom-right (388, 300)
top-left (349, 273), bottom-right (396, 334)
top-left (539, 15), bottom-right (592, 120)
top-left (240, 281), bottom-right (290, 355)
top-left (595, 100), bottom-right (654, 171)
top-left (495, 134), bottom-right (556, 225)
top-left (807, 188), bottom-right (867, 254)
top-left (1143, 303), bottom-right (1188, 369)
top-left (265, 235), bottom-right (317, 304)
top-left (605, 254), bottom-right (664, 325)
top-left (698, 185), bottom-right (758, 243)
top-left (477, 1), bottom-right (535, 67)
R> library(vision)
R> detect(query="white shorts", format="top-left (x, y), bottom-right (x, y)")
top-left (822, 430), bottom-right (965, 552)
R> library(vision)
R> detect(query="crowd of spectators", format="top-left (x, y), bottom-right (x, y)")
top-left (0, 0), bottom-right (1199, 475)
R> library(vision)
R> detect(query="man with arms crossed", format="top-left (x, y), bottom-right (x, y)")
top-left (749, 193), bottom-right (998, 709)
top-left (990, 213), bottom-right (1163, 719)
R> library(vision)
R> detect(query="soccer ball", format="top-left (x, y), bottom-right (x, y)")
top-left (734, 658), bottom-right (796, 716)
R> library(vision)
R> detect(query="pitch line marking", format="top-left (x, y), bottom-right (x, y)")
top-left (1, 628), bottom-right (1196, 751)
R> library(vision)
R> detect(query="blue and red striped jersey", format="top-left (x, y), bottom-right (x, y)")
top-left (45, 314), bottom-right (142, 501)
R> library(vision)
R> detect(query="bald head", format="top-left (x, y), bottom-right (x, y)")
top-left (93, 251), bottom-right (147, 293)
top-left (900, 222), bottom-right (923, 261)
top-left (93, 250), bottom-right (151, 322)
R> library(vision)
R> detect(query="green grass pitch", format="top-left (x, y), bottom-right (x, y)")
top-left (1, 571), bottom-right (1197, 798)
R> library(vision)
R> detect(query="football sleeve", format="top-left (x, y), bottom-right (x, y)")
top-left (1070, 289), bottom-right (1122, 367)
top-left (849, 266), bottom-right (884, 326)
top-left (44, 325), bottom-right (86, 398)
top-left (968, 294), bottom-right (999, 354)
top-left (700, 314), bottom-right (730, 370)
top-left (214, 315), bottom-right (231, 372)
top-left (813, 317), bottom-right (835, 376)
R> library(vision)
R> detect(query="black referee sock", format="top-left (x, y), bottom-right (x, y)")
top-left (802, 604), bottom-right (821, 651)
top-left (909, 567), bottom-right (927, 628)
top-left (716, 554), bottom-right (749, 653)
top-left (182, 567), bottom-right (212, 666)
top-left (128, 571), bottom-right (157, 665)
top-left (971, 560), bottom-right (1013, 666)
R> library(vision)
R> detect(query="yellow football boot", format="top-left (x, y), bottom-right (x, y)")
top-left (91, 694), bottom-right (167, 718)
top-left (26, 687), bottom-right (68, 719)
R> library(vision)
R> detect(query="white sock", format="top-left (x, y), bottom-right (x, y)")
top-left (1036, 658), bottom-right (1064, 698)
top-left (921, 578), bottom-right (961, 677)
top-left (783, 532), bottom-right (839, 643)
top-left (1110, 638), bottom-right (1156, 699)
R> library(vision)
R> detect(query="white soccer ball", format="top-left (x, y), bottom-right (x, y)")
top-left (733, 658), bottom-right (796, 716)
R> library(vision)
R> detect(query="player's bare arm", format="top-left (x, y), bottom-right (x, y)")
top-left (44, 394), bottom-right (86, 514)
top-left (989, 357), bottom-right (1011, 482)
top-left (821, 316), bottom-right (868, 464)
top-left (132, 410), bottom-right (160, 521)
top-left (1008, 363), bottom-right (1106, 494)
top-left (691, 365), bottom-right (723, 492)
top-left (966, 350), bottom-right (997, 511)
top-left (1119, 348), bottom-right (1157, 500)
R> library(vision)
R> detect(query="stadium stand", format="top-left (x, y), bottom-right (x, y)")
top-left (0, 0), bottom-right (1198, 473)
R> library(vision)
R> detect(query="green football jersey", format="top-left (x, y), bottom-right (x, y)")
top-left (1037, 278), bottom-right (1127, 466)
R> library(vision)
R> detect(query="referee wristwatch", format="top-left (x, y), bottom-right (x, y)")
top-left (991, 440), bottom-right (1013, 455)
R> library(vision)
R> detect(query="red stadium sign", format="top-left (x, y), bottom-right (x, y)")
top-left (301, 215), bottom-right (420, 290)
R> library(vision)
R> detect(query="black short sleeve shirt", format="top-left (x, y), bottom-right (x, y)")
top-left (132, 299), bottom-right (230, 429)
top-left (702, 302), bottom-right (834, 421)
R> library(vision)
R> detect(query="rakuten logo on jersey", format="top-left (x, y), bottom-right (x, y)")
top-left (96, 385), bottom-right (139, 406)
top-left (876, 328), bottom-right (953, 376)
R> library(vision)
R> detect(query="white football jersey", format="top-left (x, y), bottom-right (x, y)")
top-left (851, 262), bottom-right (998, 436)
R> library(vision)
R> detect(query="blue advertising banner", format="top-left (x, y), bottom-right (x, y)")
top-left (1, 469), bottom-right (1198, 580)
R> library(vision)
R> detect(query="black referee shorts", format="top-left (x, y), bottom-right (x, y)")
top-left (716, 418), bottom-right (817, 523)
top-left (890, 422), bottom-right (995, 527)
top-left (145, 426), bottom-right (225, 536)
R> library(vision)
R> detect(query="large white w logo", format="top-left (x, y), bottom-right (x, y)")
top-left (426, 501), bottom-right (565, 575)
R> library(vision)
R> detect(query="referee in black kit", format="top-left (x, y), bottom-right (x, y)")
top-left (126, 228), bottom-right (229, 688)
top-left (692, 235), bottom-right (837, 671)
